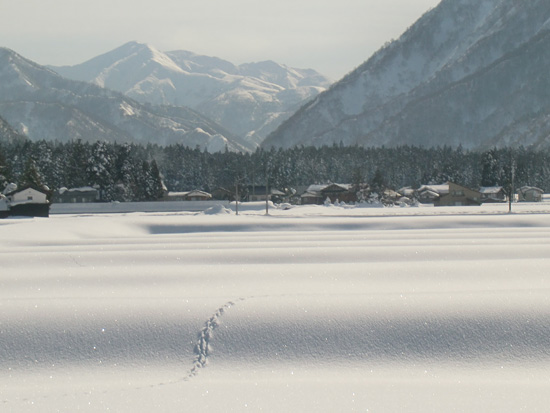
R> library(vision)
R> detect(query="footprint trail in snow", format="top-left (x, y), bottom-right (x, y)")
top-left (184, 298), bottom-right (246, 381)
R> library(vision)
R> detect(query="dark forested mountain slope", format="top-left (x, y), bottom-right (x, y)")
top-left (0, 115), bottom-right (26, 145)
top-left (264, 0), bottom-right (550, 150)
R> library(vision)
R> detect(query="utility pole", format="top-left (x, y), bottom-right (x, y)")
top-left (235, 181), bottom-right (239, 216)
top-left (508, 152), bottom-right (515, 214)
top-left (265, 174), bottom-right (269, 215)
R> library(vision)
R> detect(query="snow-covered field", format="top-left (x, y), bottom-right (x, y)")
top-left (2, 202), bottom-right (550, 412)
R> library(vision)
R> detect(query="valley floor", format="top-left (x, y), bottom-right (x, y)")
top-left (1, 203), bottom-right (550, 412)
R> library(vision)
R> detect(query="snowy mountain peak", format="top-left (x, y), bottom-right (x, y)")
top-left (0, 48), bottom-right (251, 152)
top-left (51, 43), bottom-right (332, 146)
top-left (0, 47), bottom-right (60, 91)
top-left (133, 43), bottom-right (184, 74)
top-left (55, 41), bottom-right (184, 90)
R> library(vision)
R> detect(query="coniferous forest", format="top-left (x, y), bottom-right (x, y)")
top-left (1, 139), bottom-right (549, 202)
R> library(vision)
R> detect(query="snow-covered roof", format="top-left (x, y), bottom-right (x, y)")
top-left (479, 186), bottom-right (503, 194)
top-left (4, 185), bottom-right (48, 197)
top-left (2, 183), bottom-right (17, 195)
top-left (323, 183), bottom-right (353, 191)
top-left (58, 186), bottom-right (97, 194)
top-left (417, 184), bottom-right (449, 195)
top-left (383, 189), bottom-right (400, 198)
top-left (398, 187), bottom-right (415, 197)
top-left (518, 186), bottom-right (543, 193)
top-left (186, 190), bottom-right (212, 198)
top-left (420, 190), bottom-right (441, 199)
top-left (305, 184), bottom-right (326, 194)
top-left (305, 183), bottom-right (353, 194)
top-left (167, 190), bottom-right (212, 199)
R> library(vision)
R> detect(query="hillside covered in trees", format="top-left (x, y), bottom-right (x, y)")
top-left (1, 139), bottom-right (549, 202)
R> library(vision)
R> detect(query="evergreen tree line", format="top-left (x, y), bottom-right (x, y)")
top-left (0, 140), bottom-right (549, 202)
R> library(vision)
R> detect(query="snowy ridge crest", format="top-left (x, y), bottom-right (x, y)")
top-left (0, 47), bottom-right (250, 152)
top-left (51, 42), bottom-right (332, 147)
top-left (264, 0), bottom-right (550, 150)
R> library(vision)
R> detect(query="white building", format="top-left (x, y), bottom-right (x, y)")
top-left (5, 186), bottom-right (48, 205)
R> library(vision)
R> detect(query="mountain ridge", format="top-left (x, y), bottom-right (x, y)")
top-left (263, 0), bottom-right (550, 150)
top-left (51, 41), bottom-right (332, 146)
top-left (0, 47), bottom-right (251, 152)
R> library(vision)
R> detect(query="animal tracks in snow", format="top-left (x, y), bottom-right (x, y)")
top-left (184, 298), bottom-right (247, 381)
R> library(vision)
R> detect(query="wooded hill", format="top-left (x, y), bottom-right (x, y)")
top-left (1, 140), bottom-right (548, 202)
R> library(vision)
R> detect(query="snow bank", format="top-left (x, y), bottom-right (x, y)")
top-left (2, 206), bottom-right (550, 411)
top-left (202, 204), bottom-right (232, 215)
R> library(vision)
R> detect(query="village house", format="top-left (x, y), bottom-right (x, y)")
top-left (287, 186), bottom-right (309, 205)
top-left (398, 187), bottom-right (415, 199)
top-left (415, 184), bottom-right (449, 204)
top-left (3, 185), bottom-right (50, 217)
top-left (53, 187), bottom-right (100, 203)
top-left (517, 186), bottom-right (544, 202)
top-left (5, 185), bottom-right (49, 205)
top-left (300, 184), bottom-right (326, 205)
top-left (321, 183), bottom-right (356, 203)
top-left (396, 187), bottom-right (415, 205)
top-left (301, 183), bottom-right (357, 205)
top-left (185, 190), bottom-right (212, 201)
top-left (211, 187), bottom-right (234, 201)
top-left (435, 182), bottom-right (481, 206)
top-left (246, 186), bottom-right (285, 202)
top-left (479, 186), bottom-right (507, 203)
top-left (381, 189), bottom-right (404, 205)
top-left (416, 183), bottom-right (481, 206)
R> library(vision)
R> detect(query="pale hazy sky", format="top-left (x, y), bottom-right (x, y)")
top-left (2, 0), bottom-right (440, 79)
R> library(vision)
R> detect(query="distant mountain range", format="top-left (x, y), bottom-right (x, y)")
top-left (264, 0), bottom-right (550, 150)
top-left (5, 0), bottom-right (550, 153)
top-left (0, 47), bottom-right (252, 152)
top-left (51, 42), bottom-right (332, 146)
